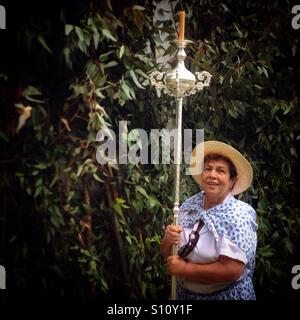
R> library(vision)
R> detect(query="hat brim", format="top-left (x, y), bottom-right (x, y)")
top-left (189, 141), bottom-right (253, 195)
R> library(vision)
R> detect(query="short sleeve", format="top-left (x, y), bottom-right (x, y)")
top-left (218, 235), bottom-right (248, 265)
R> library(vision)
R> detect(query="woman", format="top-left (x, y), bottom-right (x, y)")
top-left (160, 141), bottom-right (257, 300)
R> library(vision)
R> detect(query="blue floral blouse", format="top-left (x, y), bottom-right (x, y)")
top-left (177, 191), bottom-right (258, 300)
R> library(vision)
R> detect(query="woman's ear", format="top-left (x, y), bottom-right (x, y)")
top-left (230, 177), bottom-right (237, 190)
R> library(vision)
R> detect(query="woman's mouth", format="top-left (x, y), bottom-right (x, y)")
top-left (207, 181), bottom-right (219, 186)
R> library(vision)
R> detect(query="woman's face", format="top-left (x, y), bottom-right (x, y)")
top-left (202, 159), bottom-right (236, 201)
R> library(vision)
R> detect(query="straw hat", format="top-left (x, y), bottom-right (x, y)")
top-left (189, 141), bottom-right (253, 195)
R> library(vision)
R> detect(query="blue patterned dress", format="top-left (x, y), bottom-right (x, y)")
top-left (177, 191), bottom-right (257, 300)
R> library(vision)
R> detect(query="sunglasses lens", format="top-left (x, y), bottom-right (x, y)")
top-left (178, 245), bottom-right (188, 258)
top-left (178, 231), bottom-right (199, 258)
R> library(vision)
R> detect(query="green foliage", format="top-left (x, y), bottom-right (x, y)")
top-left (1, 0), bottom-right (299, 299)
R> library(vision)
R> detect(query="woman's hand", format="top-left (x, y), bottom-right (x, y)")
top-left (160, 225), bottom-right (183, 257)
top-left (167, 255), bottom-right (187, 277)
top-left (164, 225), bottom-right (182, 246)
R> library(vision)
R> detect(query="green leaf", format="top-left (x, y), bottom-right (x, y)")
top-left (75, 26), bottom-right (84, 42)
top-left (118, 45), bottom-right (125, 58)
top-left (121, 81), bottom-right (132, 99)
top-left (126, 235), bottom-right (132, 245)
top-left (101, 278), bottom-right (109, 291)
top-left (65, 24), bottom-right (73, 36)
top-left (93, 31), bottom-right (100, 49)
top-left (37, 35), bottom-right (52, 54)
top-left (262, 66), bottom-right (268, 78)
top-left (129, 70), bottom-right (144, 89)
top-left (292, 45), bottom-right (297, 56)
top-left (22, 85), bottom-right (42, 97)
top-left (132, 5), bottom-right (145, 10)
top-left (50, 215), bottom-right (60, 228)
top-left (135, 69), bottom-right (149, 79)
top-left (0, 130), bottom-right (9, 142)
top-left (34, 186), bottom-right (42, 198)
top-left (9, 235), bottom-right (16, 243)
top-left (128, 86), bottom-right (136, 99)
top-left (50, 176), bottom-right (58, 188)
top-left (136, 186), bottom-right (148, 198)
top-left (67, 191), bottom-right (75, 202)
top-left (112, 203), bottom-right (123, 216)
top-left (221, 42), bottom-right (228, 53)
top-left (93, 173), bottom-right (104, 182)
top-left (147, 196), bottom-right (158, 209)
top-left (63, 47), bottom-right (71, 67)
top-left (103, 61), bottom-right (118, 69)
top-left (221, 3), bottom-right (230, 12)
top-left (34, 163), bottom-right (48, 170)
top-left (233, 23), bottom-right (243, 38)
top-left (77, 165), bottom-right (84, 176)
top-left (102, 29), bottom-right (117, 42)
top-left (99, 50), bottom-right (114, 61)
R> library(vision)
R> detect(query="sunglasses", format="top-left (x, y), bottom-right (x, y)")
top-left (178, 219), bottom-right (204, 258)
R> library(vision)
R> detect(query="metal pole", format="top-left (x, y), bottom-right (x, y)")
top-left (171, 96), bottom-right (183, 300)
top-left (150, 39), bottom-right (212, 301)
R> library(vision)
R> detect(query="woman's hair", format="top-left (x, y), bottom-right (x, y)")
top-left (204, 154), bottom-right (237, 180)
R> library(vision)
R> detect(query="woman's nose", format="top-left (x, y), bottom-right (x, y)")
top-left (208, 169), bottom-right (217, 178)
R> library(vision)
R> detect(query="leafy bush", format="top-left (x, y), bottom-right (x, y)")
top-left (0, 0), bottom-right (299, 299)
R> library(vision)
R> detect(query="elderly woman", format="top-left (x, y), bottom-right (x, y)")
top-left (160, 141), bottom-right (257, 300)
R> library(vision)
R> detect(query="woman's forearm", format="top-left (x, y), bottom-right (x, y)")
top-left (183, 256), bottom-right (245, 284)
